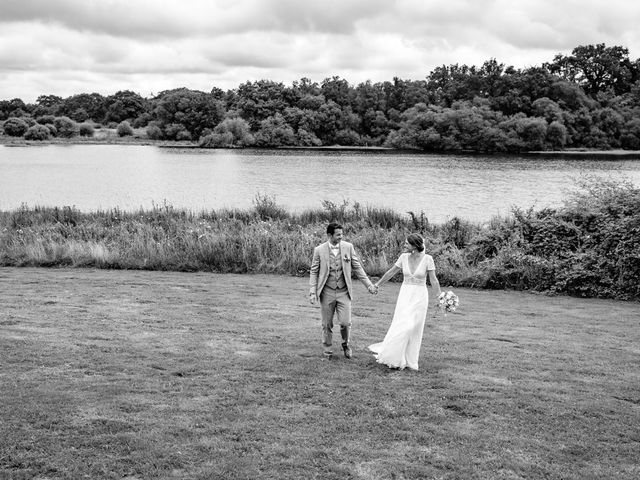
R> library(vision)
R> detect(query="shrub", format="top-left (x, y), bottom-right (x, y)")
top-left (175, 130), bottom-right (193, 141)
top-left (334, 129), bottom-right (361, 146)
top-left (53, 116), bottom-right (79, 138)
top-left (45, 124), bottom-right (58, 137)
top-left (438, 216), bottom-right (476, 249)
top-left (620, 133), bottom-right (640, 150)
top-left (321, 199), bottom-right (351, 222)
top-left (71, 108), bottom-right (89, 122)
top-left (297, 128), bottom-right (322, 146)
top-left (546, 121), bottom-right (567, 149)
top-left (3, 117), bottom-right (29, 136)
top-left (253, 193), bottom-right (289, 221)
top-left (146, 124), bottom-right (163, 140)
top-left (78, 123), bottom-right (95, 137)
top-left (479, 248), bottom-right (557, 291)
top-left (35, 115), bottom-right (55, 125)
top-left (116, 121), bottom-right (134, 137)
top-left (163, 123), bottom-right (188, 140)
top-left (132, 112), bottom-right (152, 128)
top-left (200, 117), bottom-right (254, 147)
top-left (254, 114), bottom-right (296, 147)
top-left (199, 132), bottom-right (234, 148)
top-left (24, 124), bottom-right (51, 141)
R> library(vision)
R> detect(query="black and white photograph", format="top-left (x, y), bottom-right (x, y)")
top-left (1, 1), bottom-right (639, 479)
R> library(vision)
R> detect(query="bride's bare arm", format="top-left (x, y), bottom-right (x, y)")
top-left (428, 269), bottom-right (442, 296)
top-left (374, 265), bottom-right (401, 288)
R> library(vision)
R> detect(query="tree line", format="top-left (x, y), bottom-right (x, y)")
top-left (2, 43), bottom-right (640, 152)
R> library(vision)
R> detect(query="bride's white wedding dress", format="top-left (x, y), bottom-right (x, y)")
top-left (369, 253), bottom-right (435, 370)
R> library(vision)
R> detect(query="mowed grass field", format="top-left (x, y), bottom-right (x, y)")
top-left (0, 267), bottom-right (638, 479)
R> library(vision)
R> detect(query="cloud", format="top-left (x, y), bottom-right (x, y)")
top-left (0, 0), bottom-right (392, 39)
top-left (1, 0), bottom-right (640, 102)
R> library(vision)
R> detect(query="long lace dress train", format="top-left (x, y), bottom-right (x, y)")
top-left (368, 253), bottom-right (434, 370)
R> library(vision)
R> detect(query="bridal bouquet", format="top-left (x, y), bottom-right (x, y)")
top-left (435, 290), bottom-right (459, 316)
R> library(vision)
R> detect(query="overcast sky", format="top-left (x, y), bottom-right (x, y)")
top-left (2, 0), bottom-right (640, 103)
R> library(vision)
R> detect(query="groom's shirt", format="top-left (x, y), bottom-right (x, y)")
top-left (326, 243), bottom-right (347, 291)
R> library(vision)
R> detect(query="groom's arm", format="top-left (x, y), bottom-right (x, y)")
top-left (309, 247), bottom-right (321, 297)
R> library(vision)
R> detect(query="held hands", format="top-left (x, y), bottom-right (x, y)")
top-left (368, 284), bottom-right (379, 295)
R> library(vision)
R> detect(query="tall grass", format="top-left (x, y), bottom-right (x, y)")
top-left (2, 178), bottom-right (639, 300)
top-left (0, 202), bottom-right (409, 275)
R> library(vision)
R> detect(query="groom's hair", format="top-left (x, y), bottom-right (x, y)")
top-left (326, 222), bottom-right (343, 235)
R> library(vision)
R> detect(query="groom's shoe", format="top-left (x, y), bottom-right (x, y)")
top-left (343, 345), bottom-right (353, 359)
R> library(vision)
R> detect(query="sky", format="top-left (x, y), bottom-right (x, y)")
top-left (2, 0), bottom-right (640, 103)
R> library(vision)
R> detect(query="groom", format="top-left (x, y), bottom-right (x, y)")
top-left (309, 222), bottom-right (377, 359)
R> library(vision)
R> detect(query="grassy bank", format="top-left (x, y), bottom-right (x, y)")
top-left (0, 128), bottom-right (191, 147)
top-left (1, 267), bottom-right (638, 479)
top-left (2, 176), bottom-right (640, 301)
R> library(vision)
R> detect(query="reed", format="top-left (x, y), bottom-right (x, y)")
top-left (0, 202), bottom-right (417, 276)
top-left (2, 178), bottom-right (639, 300)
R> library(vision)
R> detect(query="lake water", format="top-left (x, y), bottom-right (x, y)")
top-left (2, 145), bottom-right (640, 223)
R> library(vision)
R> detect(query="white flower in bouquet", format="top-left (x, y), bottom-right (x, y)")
top-left (436, 290), bottom-right (459, 316)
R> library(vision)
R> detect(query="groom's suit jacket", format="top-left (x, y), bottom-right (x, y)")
top-left (309, 241), bottom-right (372, 300)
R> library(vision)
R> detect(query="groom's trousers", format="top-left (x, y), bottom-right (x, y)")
top-left (319, 286), bottom-right (351, 352)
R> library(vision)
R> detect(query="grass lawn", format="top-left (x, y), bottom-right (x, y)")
top-left (0, 267), bottom-right (638, 479)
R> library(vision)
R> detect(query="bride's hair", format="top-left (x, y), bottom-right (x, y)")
top-left (407, 233), bottom-right (425, 252)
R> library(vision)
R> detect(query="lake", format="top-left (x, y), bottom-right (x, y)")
top-left (2, 144), bottom-right (640, 223)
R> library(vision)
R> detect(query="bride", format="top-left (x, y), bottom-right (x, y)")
top-left (368, 234), bottom-right (441, 370)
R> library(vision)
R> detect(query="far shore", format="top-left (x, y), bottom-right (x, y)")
top-left (3, 134), bottom-right (640, 157)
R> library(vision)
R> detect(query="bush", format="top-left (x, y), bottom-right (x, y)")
top-left (116, 121), bottom-right (134, 137)
top-left (296, 128), bottom-right (322, 146)
top-left (53, 116), bottom-right (79, 138)
top-left (146, 124), bottom-right (163, 140)
top-left (78, 123), bottom-right (95, 137)
top-left (199, 132), bottom-right (233, 148)
top-left (163, 123), bottom-right (188, 140)
top-left (45, 124), bottom-right (58, 137)
top-left (438, 216), bottom-right (476, 249)
top-left (254, 115), bottom-right (296, 147)
top-left (253, 193), bottom-right (289, 221)
top-left (132, 112), bottom-right (152, 128)
top-left (546, 121), bottom-right (567, 149)
top-left (175, 130), bottom-right (193, 141)
top-left (199, 117), bottom-right (254, 147)
top-left (2, 117), bottom-right (29, 136)
top-left (24, 124), bottom-right (51, 141)
top-left (334, 129), bottom-right (361, 146)
top-left (35, 115), bottom-right (55, 125)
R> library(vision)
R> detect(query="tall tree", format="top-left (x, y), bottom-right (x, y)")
top-left (59, 93), bottom-right (107, 122)
top-left (33, 95), bottom-right (64, 117)
top-left (234, 80), bottom-right (292, 130)
top-left (0, 98), bottom-right (27, 120)
top-left (152, 88), bottom-right (225, 138)
top-left (381, 78), bottom-right (430, 114)
top-left (320, 76), bottom-right (355, 108)
top-left (104, 90), bottom-right (147, 123)
top-left (546, 44), bottom-right (639, 96)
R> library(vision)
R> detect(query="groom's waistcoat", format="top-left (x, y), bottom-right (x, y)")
top-left (325, 249), bottom-right (347, 290)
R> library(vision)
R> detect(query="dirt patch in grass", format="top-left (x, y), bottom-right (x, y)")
top-left (1, 267), bottom-right (638, 479)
